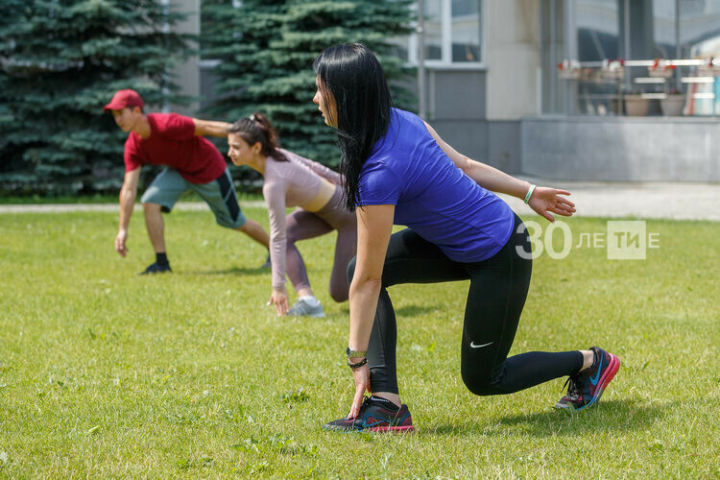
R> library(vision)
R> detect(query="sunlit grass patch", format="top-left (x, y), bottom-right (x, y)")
top-left (1, 211), bottom-right (718, 478)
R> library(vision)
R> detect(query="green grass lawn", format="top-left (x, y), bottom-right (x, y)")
top-left (0, 191), bottom-right (264, 205)
top-left (1, 208), bottom-right (718, 478)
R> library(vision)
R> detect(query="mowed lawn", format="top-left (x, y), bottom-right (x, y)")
top-left (1, 207), bottom-right (718, 479)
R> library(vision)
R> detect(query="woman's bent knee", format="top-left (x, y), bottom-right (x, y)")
top-left (462, 373), bottom-right (500, 396)
top-left (329, 286), bottom-right (348, 303)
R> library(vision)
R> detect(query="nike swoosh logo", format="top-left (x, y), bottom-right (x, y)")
top-left (590, 355), bottom-right (604, 385)
top-left (469, 341), bottom-right (493, 349)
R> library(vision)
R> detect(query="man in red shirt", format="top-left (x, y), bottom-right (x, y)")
top-left (104, 89), bottom-right (270, 274)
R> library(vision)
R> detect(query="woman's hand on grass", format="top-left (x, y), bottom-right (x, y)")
top-left (269, 287), bottom-right (289, 316)
top-left (348, 363), bottom-right (371, 419)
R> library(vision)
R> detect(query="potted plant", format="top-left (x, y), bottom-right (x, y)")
top-left (661, 88), bottom-right (685, 116)
top-left (601, 58), bottom-right (625, 82)
top-left (557, 59), bottom-right (581, 80)
top-left (648, 58), bottom-right (676, 79)
top-left (624, 91), bottom-right (649, 116)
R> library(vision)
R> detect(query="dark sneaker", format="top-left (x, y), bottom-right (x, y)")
top-left (555, 346), bottom-right (620, 411)
top-left (139, 262), bottom-right (172, 275)
top-left (323, 396), bottom-right (414, 433)
top-left (260, 255), bottom-right (271, 269)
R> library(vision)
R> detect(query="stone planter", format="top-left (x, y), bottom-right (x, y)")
top-left (625, 96), bottom-right (649, 116)
top-left (660, 95), bottom-right (685, 116)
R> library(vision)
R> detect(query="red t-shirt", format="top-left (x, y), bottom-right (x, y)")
top-left (123, 113), bottom-right (227, 184)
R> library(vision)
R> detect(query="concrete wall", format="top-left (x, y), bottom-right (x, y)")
top-left (423, 66), bottom-right (525, 172)
top-left (427, 119), bottom-right (522, 173)
top-left (488, 121), bottom-right (522, 173)
top-left (420, 0), bottom-right (538, 174)
top-left (485, 0), bottom-right (541, 120)
top-left (427, 69), bottom-right (486, 120)
top-left (171, 0), bottom-right (200, 115)
top-left (420, 0), bottom-right (544, 171)
top-left (174, 1), bottom-right (718, 182)
top-left (521, 116), bottom-right (720, 181)
top-left (422, 67), bottom-right (490, 164)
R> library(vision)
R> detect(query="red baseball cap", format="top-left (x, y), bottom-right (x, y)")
top-left (103, 89), bottom-right (144, 112)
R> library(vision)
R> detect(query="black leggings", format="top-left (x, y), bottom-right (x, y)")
top-left (347, 215), bottom-right (583, 395)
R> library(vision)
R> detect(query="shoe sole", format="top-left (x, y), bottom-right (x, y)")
top-left (323, 425), bottom-right (415, 433)
top-left (286, 308), bottom-right (325, 318)
top-left (574, 353), bottom-right (621, 411)
top-left (365, 425), bottom-right (414, 433)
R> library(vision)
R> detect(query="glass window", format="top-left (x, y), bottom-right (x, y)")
top-left (424, 0), bottom-right (444, 61)
top-left (541, 0), bottom-right (567, 114)
top-left (679, 0), bottom-right (720, 58)
top-left (542, 0), bottom-right (720, 116)
top-left (403, 0), bottom-right (483, 65)
top-left (576, 0), bottom-right (619, 61)
top-left (451, 0), bottom-right (482, 62)
top-left (652, 0), bottom-right (677, 58)
top-left (572, 0), bottom-right (621, 116)
top-left (680, 0), bottom-right (720, 115)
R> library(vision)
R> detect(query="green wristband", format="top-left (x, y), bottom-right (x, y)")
top-left (524, 184), bottom-right (536, 204)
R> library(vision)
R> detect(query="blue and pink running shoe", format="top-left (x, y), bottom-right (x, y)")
top-left (555, 346), bottom-right (620, 411)
top-left (323, 396), bottom-right (414, 433)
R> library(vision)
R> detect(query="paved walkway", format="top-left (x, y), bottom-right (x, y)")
top-left (498, 178), bottom-right (720, 222)
top-left (1, 180), bottom-right (719, 221)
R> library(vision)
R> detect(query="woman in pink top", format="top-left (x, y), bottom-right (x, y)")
top-left (227, 113), bottom-right (357, 317)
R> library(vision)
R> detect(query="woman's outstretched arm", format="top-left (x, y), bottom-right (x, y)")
top-left (424, 122), bottom-right (576, 222)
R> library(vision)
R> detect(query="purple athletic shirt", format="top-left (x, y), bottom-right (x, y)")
top-left (357, 108), bottom-right (515, 263)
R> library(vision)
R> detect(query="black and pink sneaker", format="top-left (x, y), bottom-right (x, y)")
top-left (555, 346), bottom-right (621, 411)
top-left (323, 396), bottom-right (414, 433)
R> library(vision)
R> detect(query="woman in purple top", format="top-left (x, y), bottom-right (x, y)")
top-left (227, 113), bottom-right (356, 318)
top-left (313, 44), bottom-right (621, 432)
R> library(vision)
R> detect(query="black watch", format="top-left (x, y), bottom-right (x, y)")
top-left (346, 347), bottom-right (367, 358)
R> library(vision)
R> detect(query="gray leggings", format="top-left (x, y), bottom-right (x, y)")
top-left (286, 186), bottom-right (357, 302)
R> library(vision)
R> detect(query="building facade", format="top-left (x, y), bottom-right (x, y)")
top-left (172, 0), bottom-right (720, 182)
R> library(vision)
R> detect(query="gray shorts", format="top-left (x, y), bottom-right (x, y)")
top-left (141, 167), bottom-right (247, 229)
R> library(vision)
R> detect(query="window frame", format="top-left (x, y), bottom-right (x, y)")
top-left (407, 0), bottom-right (487, 69)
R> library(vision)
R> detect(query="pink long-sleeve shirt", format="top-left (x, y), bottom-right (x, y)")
top-left (263, 149), bottom-right (343, 289)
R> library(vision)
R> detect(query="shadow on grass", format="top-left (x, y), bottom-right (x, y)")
top-left (331, 305), bottom-right (440, 317)
top-left (394, 305), bottom-right (441, 317)
top-left (184, 266), bottom-right (267, 276)
top-left (427, 399), bottom-right (668, 437)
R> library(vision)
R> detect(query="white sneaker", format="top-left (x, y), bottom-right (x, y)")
top-left (287, 297), bottom-right (325, 317)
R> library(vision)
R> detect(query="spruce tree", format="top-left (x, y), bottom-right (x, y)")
top-left (0, 0), bottom-right (194, 196)
top-left (201, 0), bottom-right (414, 168)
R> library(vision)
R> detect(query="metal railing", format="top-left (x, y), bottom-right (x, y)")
top-left (556, 58), bottom-right (720, 116)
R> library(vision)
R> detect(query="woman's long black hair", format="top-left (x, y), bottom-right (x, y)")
top-left (313, 43), bottom-right (392, 210)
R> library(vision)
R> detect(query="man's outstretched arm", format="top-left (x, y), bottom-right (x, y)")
top-left (193, 118), bottom-right (232, 138)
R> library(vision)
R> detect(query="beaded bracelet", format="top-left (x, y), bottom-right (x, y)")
top-left (347, 357), bottom-right (368, 369)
